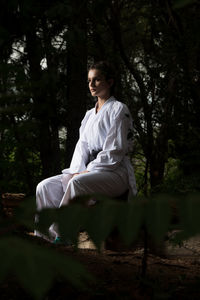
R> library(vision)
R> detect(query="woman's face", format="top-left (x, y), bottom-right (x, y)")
top-left (88, 69), bottom-right (113, 100)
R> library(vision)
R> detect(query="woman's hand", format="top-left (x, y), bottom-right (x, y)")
top-left (72, 170), bottom-right (89, 178)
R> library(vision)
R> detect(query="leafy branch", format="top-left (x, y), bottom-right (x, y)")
top-left (1, 192), bottom-right (200, 298)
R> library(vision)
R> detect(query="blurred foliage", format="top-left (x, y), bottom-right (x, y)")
top-left (0, 236), bottom-right (92, 299)
top-left (152, 157), bottom-right (200, 195)
top-left (1, 192), bottom-right (200, 298)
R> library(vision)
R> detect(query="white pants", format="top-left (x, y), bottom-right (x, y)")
top-left (35, 171), bottom-right (128, 239)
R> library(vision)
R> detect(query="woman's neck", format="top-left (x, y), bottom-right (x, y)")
top-left (96, 97), bottom-right (109, 113)
top-left (97, 94), bottom-right (111, 106)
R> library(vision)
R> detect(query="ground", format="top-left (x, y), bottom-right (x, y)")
top-left (1, 232), bottom-right (200, 300)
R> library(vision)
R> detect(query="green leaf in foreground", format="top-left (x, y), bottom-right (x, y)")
top-left (146, 194), bottom-right (171, 242)
top-left (179, 193), bottom-right (200, 238)
top-left (116, 197), bottom-right (145, 246)
top-left (85, 198), bottom-right (119, 250)
top-left (57, 204), bottom-right (89, 244)
top-left (0, 237), bottom-right (92, 299)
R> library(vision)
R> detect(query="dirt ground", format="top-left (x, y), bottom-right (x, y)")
top-left (70, 233), bottom-right (200, 300)
top-left (1, 232), bottom-right (200, 300)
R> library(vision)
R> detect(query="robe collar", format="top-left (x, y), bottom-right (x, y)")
top-left (94, 96), bottom-right (115, 115)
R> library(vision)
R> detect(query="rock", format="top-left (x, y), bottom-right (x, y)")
top-left (1, 193), bottom-right (26, 217)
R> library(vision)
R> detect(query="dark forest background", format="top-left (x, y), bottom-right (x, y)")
top-left (0, 0), bottom-right (200, 197)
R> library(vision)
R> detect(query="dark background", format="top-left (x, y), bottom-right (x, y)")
top-left (0, 0), bottom-right (199, 196)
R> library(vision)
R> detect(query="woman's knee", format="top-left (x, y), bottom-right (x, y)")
top-left (67, 176), bottom-right (87, 198)
top-left (68, 176), bottom-right (81, 189)
top-left (36, 175), bottom-right (62, 193)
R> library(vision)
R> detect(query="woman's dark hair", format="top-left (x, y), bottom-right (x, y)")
top-left (88, 61), bottom-right (116, 95)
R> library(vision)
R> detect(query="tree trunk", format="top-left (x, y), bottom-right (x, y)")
top-left (41, 16), bottom-right (61, 174)
top-left (26, 28), bottom-right (52, 178)
top-left (64, 1), bottom-right (88, 167)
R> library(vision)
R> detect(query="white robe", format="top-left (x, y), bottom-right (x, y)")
top-left (61, 96), bottom-right (137, 200)
top-left (35, 96), bottom-right (137, 239)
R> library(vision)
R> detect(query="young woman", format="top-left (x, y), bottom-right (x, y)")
top-left (35, 61), bottom-right (137, 241)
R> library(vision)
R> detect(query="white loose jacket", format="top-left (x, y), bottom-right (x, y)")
top-left (62, 96), bottom-right (137, 197)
